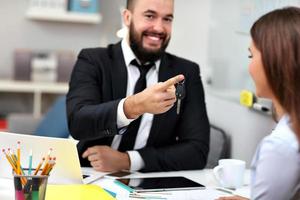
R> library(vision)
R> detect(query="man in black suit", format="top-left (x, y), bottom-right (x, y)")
top-left (66, 0), bottom-right (210, 172)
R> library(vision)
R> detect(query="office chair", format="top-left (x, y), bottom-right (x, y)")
top-left (205, 124), bottom-right (230, 168)
top-left (7, 96), bottom-right (69, 138)
top-left (7, 113), bottom-right (41, 134)
top-left (292, 184), bottom-right (300, 200)
top-left (34, 95), bottom-right (69, 138)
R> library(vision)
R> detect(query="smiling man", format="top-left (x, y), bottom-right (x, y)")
top-left (67, 0), bottom-right (210, 173)
top-left (126, 0), bottom-right (172, 63)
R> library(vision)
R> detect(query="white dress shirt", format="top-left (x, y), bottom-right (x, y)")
top-left (111, 39), bottom-right (160, 171)
top-left (250, 115), bottom-right (300, 200)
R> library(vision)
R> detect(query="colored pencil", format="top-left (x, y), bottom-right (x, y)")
top-left (34, 157), bottom-right (45, 175)
top-left (28, 150), bottom-right (33, 175)
top-left (17, 141), bottom-right (21, 175)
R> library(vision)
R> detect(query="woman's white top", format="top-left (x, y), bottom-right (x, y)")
top-left (251, 115), bottom-right (300, 200)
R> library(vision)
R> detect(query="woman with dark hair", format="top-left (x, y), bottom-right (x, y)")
top-left (218, 7), bottom-right (300, 200)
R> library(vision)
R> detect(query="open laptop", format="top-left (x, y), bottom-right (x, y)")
top-left (0, 131), bottom-right (104, 184)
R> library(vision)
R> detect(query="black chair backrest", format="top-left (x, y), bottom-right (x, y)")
top-left (205, 124), bottom-right (230, 168)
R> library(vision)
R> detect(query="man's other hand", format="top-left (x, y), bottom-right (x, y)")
top-left (82, 146), bottom-right (130, 172)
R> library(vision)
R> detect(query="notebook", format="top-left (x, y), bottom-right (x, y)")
top-left (46, 184), bottom-right (115, 200)
top-left (0, 131), bottom-right (104, 184)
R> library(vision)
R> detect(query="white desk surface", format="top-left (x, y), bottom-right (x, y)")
top-left (0, 168), bottom-right (250, 200)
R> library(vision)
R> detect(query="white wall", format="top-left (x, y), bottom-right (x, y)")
top-left (167, 0), bottom-right (276, 165)
top-left (206, 0), bottom-right (253, 90)
top-left (168, 0), bottom-right (211, 79)
top-left (206, 94), bottom-right (275, 165)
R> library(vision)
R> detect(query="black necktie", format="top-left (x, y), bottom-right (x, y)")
top-left (118, 60), bottom-right (154, 152)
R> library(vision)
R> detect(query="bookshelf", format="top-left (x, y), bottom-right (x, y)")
top-left (26, 9), bottom-right (102, 24)
top-left (0, 80), bottom-right (68, 117)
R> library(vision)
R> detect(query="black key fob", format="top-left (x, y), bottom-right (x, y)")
top-left (176, 80), bottom-right (185, 100)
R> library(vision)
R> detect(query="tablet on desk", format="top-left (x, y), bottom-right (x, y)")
top-left (116, 176), bottom-right (205, 192)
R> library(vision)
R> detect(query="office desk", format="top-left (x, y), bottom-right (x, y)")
top-left (94, 169), bottom-right (250, 200)
top-left (0, 169), bottom-right (250, 200)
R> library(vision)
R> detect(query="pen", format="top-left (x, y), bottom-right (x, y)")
top-left (215, 187), bottom-right (235, 194)
top-left (28, 149), bottom-right (33, 175)
top-left (253, 103), bottom-right (270, 112)
top-left (103, 188), bottom-right (117, 198)
top-left (113, 179), bottom-right (135, 193)
top-left (129, 193), bottom-right (167, 200)
top-left (136, 191), bottom-right (172, 195)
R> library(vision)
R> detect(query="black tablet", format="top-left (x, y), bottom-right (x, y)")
top-left (116, 176), bottom-right (205, 192)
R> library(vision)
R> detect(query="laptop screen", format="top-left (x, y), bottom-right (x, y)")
top-left (0, 131), bottom-right (83, 184)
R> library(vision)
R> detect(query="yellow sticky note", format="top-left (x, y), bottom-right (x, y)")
top-left (240, 90), bottom-right (254, 107)
top-left (46, 184), bottom-right (116, 200)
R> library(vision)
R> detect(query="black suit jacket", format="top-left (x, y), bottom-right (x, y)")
top-left (66, 42), bottom-right (210, 172)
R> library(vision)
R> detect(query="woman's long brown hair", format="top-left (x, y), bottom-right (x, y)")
top-left (251, 7), bottom-right (300, 140)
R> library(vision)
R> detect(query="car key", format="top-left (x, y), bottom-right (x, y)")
top-left (176, 80), bottom-right (185, 115)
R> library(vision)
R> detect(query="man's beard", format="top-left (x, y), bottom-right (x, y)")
top-left (129, 23), bottom-right (170, 63)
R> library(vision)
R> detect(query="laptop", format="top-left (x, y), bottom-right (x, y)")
top-left (0, 131), bottom-right (104, 184)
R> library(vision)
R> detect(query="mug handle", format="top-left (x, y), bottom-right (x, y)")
top-left (213, 165), bottom-right (225, 187)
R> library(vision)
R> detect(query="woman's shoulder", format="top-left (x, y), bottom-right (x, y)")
top-left (262, 115), bottom-right (299, 154)
top-left (251, 117), bottom-right (300, 200)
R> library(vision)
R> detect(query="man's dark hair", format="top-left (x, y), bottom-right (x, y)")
top-left (126, 0), bottom-right (136, 11)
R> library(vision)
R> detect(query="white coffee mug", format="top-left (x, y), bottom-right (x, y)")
top-left (213, 159), bottom-right (246, 189)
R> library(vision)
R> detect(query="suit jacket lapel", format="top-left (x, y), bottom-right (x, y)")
top-left (147, 53), bottom-right (176, 146)
top-left (109, 42), bottom-right (128, 100)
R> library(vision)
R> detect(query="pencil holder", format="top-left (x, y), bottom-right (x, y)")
top-left (14, 171), bottom-right (48, 200)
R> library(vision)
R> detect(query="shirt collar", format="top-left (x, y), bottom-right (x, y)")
top-left (121, 39), bottom-right (160, 71)
top-left (273, 114), bottom-right (299, 150)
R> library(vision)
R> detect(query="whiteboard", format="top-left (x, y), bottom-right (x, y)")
top-left (239, 0), bottom-right (300, 33)
top-left (207, 0), bottom-right (300, 98)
